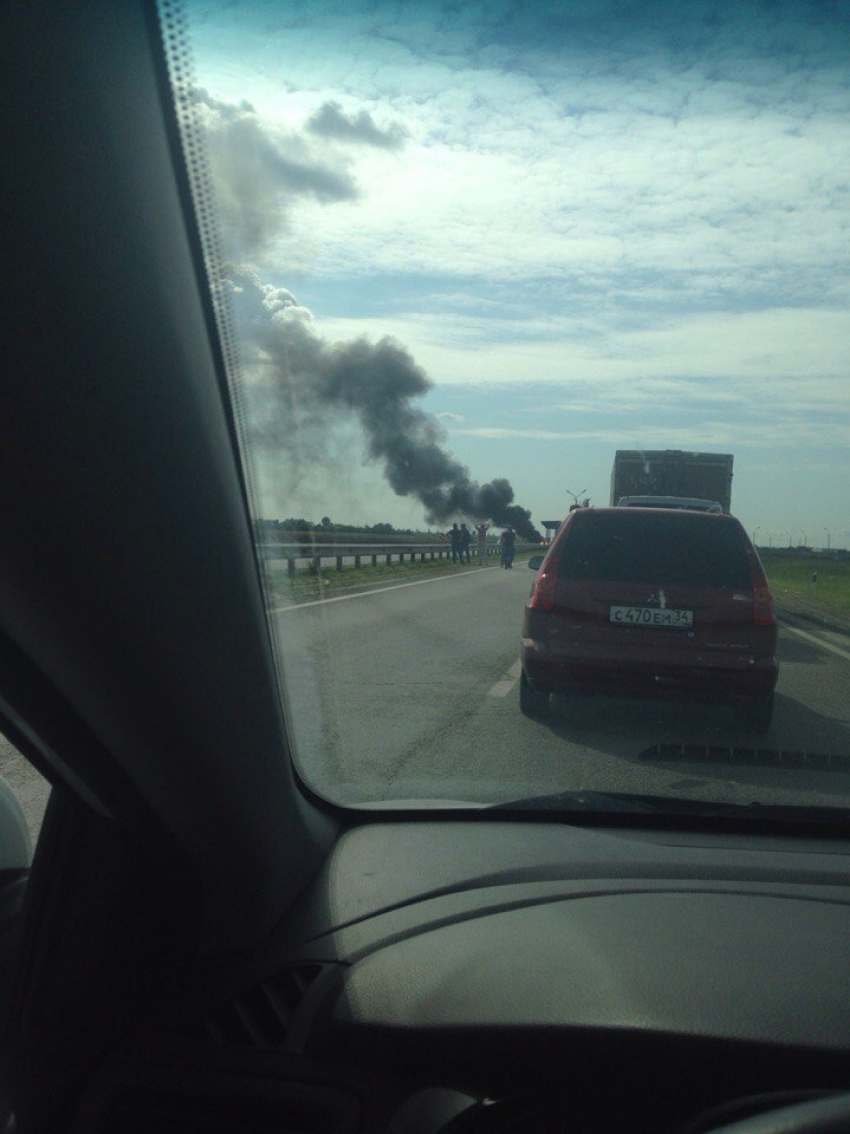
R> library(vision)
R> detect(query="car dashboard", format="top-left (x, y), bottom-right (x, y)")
top-left (71, 819), bottom-right (850, 1133)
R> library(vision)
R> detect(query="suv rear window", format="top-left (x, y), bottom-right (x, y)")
top-left (557, 511), bottom-right (752, 589)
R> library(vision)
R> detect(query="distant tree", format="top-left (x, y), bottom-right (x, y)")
top-left (253, 518), bottom-right (281, 539)
top-left (275, 517), bottom-right (432, 538)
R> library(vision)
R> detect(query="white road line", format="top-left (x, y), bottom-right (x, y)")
top-left (488, 659), bottom-right (523, 698)
top-left (270, 564), bottom-right (498, 613)
top-left (779, 620), bottom-right (850, 664)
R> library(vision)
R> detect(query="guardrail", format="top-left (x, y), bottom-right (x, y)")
top-left (259, 541), bottom-right (539, 576)
top-left (257, 530), bottom-right (446, 546)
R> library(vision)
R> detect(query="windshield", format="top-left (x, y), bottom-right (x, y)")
top-left (163, 0), bottom-right (850, 815)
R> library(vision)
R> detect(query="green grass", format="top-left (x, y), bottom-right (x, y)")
top-left (264, 545), bottom-right (541, 605)
top-left (761, 553), bottom-right (850, 618)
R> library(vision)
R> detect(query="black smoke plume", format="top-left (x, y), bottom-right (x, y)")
top-left (228, 271), bottom-right (540, 540)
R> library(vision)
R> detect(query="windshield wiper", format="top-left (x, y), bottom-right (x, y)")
top-left (490, 788), bottom-right (850, 824)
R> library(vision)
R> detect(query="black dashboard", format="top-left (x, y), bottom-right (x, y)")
top-left (73, 820), bottom-right (850, 1133)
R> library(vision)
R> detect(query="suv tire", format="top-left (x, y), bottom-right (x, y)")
top-left (736, 694), bottom-right (774, 734)
top-left (520, 670), bottom-right (549, 717)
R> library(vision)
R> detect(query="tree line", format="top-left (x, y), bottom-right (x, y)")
top-left (255, 517), bottom-right (431, 537)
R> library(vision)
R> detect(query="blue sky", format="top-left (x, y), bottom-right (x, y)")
top-left (185, 0), bottom-right (850, 545)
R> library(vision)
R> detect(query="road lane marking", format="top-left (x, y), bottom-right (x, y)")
top-left (779, 620), bottom-right (850, 663)
top-left (488, 659), bottom-right (523, 697)
top-left (270, 564), bottom-right (499, 613)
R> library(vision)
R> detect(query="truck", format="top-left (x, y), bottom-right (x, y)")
top-left (610, 450), bottom-right (734, 513)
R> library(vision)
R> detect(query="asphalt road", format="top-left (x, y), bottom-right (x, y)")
top-left (4, 563), bottom-right (850, 847)
top-left (273, 563), bottom-right (850, 810)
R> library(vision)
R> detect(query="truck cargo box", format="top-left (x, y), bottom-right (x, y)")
top-left (610, 450), bottom-right (733, 513)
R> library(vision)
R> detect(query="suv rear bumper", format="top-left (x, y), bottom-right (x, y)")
top-left (521, 639), bottom-right (778, 704)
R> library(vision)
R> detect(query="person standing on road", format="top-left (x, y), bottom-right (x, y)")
top-left (448, 523), bottom-right (461, 563)
top-left (459, 523), bottom-right (472, 564)
top-left (476, 522), bottom-right (490, 565)
top-left (500, 525), bottom-right (516, 569)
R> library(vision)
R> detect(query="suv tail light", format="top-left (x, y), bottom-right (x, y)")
top-left (529, 536), bottom-right (567, 612)
top-left (752, 583), bottom-right (775, 626)
top-left (529, 568), bottom-right (557, 611)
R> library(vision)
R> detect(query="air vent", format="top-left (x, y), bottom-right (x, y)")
top-left (189, 962), bottom-right (330, 1050)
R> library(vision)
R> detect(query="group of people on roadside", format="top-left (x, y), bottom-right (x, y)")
top-left (446, 522), bottom-right (516, 568)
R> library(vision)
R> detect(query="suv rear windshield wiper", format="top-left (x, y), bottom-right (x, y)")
top-left (489, 789), bottom-right (850, 825)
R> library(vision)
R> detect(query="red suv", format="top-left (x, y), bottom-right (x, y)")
top-left (520, 508), bottom-right (779, 731)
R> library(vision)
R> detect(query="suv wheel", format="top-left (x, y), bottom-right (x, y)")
top-left (519, 670), bottom-right (549, 717)
top-left (736, 695), bottom-right (774, 734)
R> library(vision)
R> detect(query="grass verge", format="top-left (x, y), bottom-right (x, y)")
top-left (266, 547), bottom-right (539, 604)
top-left (761, 553), bottom-right (850, 623)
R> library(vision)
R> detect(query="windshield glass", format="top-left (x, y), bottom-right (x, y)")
top-left (166, 0), bottom-right (850, 813)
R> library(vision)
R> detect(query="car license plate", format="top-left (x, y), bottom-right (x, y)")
top-left (609, 605), bottom-right (693, 628)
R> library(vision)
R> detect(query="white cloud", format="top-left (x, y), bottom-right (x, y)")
top-left (461, 428), bottom-right (574, 440)
top-left (187, 1), bottom-right (850, 535)
top-left (460, 419), bottom-right (849, 448)
top-left (284, 106), bottom-right (849, 295)
top-left (228, 14), bottom-right (850, 309)
top-left (192, 4), bottom-right (850, 315)
top-left (313, 304), bottom-right (849, 453)
top-left (316, 305), bottom-right (850, 398)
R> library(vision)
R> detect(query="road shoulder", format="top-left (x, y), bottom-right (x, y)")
top-left (775, 596), bottom-right (850, 638)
